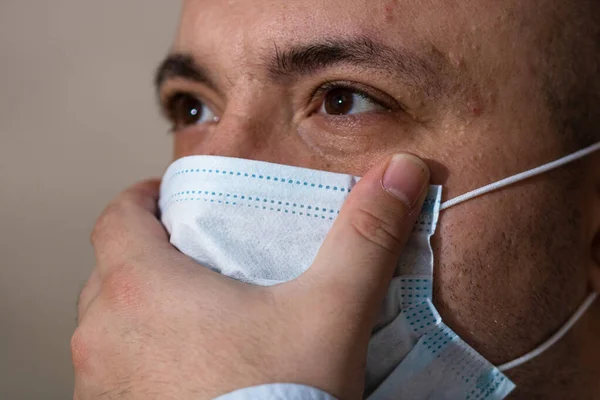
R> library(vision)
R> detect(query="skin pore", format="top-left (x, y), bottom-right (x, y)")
top-left (156, 1), bottom-right (600, 398)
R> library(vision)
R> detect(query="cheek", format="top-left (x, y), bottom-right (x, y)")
top-left (173, 129), bottom-right (205, 159)
top-left (295, 115), bottom-right (439, 176)
top-left (431, 179), bottom-right (588, 363)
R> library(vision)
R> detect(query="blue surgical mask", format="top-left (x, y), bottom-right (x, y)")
top-left (159, 142), bottom-right (600, 399)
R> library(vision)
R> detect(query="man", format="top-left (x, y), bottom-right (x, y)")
top-left (73, 0), bottom-right (600, 399)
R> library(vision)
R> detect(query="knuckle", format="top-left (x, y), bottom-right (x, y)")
top-left (71, 327), bottom-right (93, 373)
top-left (348, 206), bottom-right (405, 254)
top-left (102, 262), bottom-right (148, 313)
top-left (90, 200), bottom-right (137, 247)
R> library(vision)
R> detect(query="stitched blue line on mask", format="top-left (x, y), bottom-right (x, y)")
top-left (421, 326), bottom-right (455, 353)
top-left (166, 197), bottom-right (337, 221)
top-left (405, 310), bottom-right (437, 328)
top-left (411, 226), bottom-right (435, 234)
top-left (165, 191), bottom-right (341, 215)
top-left (168, 168), bottom-right (352, 193)
top-left (447, 346), bottom-right (477, 385)
top-left (462, 351), bottom-right (484, 385)
top-left (466, 370), bottom-right (500, 400)
top-left (466, 371), bottom-right (506, 400)
top-left (400, 278), bottom-right (430, 283)
top-left (422, 197), bottom-right (441, 213)
top-left (168, 191), bottom-right (337, 213)
top-left (478, 376), bottom-right (506, 400)
top-left (456, 343), bottom-right (491, 391)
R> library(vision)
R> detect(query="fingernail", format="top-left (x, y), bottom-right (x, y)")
top-left (382, 154), bottom-right (430, 207)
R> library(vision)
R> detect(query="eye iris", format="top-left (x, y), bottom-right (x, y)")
top-left (324, 88), bottom-right (354, 115)
top-left (174, 94), bottom-right (203, 126)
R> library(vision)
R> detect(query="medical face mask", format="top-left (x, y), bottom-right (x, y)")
top-left (159, 142), bottom-right (600, 400)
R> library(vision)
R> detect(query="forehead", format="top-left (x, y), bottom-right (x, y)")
top-left (176, 0), bottom-right (539, 57)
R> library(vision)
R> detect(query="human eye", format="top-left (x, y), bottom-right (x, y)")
top-left (163, 92), bottom-right (219, 132)
top-left (312, 82), bottom-right (395, 116)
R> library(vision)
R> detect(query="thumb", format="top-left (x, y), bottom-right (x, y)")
top-left (304, 153), bottom-right (430, 314)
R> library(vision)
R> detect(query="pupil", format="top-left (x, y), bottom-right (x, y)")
top-left (324, 88), bottom-right (354, 115)
top-left (175, 95), bottom-right (203, 126)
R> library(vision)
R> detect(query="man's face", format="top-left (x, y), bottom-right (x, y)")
top-left (158, 0), bottom-right (600, 396)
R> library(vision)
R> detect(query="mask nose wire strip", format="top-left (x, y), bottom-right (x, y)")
top-left (497, 292), bottom-right (598, 372)
top-left (440, 142), bottom-right (600, 211)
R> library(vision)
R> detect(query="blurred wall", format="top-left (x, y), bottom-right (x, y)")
top-left (0, 1), bottom-right (180, 398)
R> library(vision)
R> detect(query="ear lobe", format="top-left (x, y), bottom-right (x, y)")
top-left (591, 231), bottom-right (600, 293)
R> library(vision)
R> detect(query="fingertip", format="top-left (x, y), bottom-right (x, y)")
top-left (382, 154), bottom-right (430, 208)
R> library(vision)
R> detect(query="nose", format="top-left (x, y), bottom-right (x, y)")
top-left (203, 113), bottom-right (276, 160)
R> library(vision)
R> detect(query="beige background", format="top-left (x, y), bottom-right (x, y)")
top-left (0, 1), bottom-right (180, 398)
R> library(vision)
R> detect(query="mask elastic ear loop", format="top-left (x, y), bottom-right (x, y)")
top-left (440, 142), bottom-right (600, 211)
top-left (497, 293), bottom-right (597, 371)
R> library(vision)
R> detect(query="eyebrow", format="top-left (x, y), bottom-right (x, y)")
top-left (269, 37), bottom-right (445, 97)
top-left (155, 37), bottom-right (446, 98)
top-left (154, 53), bottom-right (218, 93)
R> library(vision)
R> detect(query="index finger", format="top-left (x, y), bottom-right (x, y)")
top-left (91, 179), bottom-right (169, 273)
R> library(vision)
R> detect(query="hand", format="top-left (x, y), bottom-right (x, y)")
top-left (72, 153), bottom-right (430, 400)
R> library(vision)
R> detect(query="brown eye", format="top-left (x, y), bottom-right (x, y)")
top-left (319, 87), bottom-right (385, 116)
top-left (166, 93), bottom-right (217, 130)
top-left (323, 88), bottom-right (354, 115)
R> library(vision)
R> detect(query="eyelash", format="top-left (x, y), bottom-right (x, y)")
top-left (309, 81), bottom-right (399, 113)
